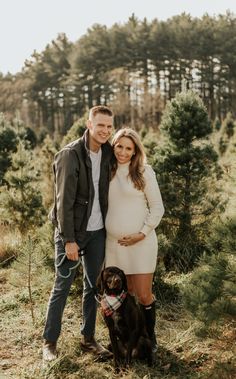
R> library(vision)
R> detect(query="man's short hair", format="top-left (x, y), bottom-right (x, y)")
top-left (89, 105), bottom-right (113, 120)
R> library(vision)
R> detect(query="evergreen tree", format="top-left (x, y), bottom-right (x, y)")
top-left (9, 231), bottom-right (54, 323)
top-left (218, 113), bottom-right (235, 155)
top-left (0, 113), bottom-right (18, 184)
top-left (182, 252), bottom-right (236, 333)
top-left (37, 134), bottom-right (57, 210)
top-left (182, 216), bottom-right (236, 333)
top-left (153, 90), bottom-right (223, 272)
top-left (25, 33), bottom-right (72, 134)
top-left (213, 117), bottom-right (221, 131)
top-left (224, 113), bottom-right (235, 139)
top-left (61, 114), bottom-right (87, 147)
top-left (0, 141), bottom-right (45, 235)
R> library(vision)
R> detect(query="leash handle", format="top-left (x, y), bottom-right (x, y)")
top-left (55, 249), bottom-right (85, 268)
top-left (56, 249), bottom-right (85, 279)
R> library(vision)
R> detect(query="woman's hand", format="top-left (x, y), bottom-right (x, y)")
top-left (118, 232), bottom-right (145, 246)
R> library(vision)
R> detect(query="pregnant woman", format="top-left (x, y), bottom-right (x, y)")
top-left (105, 127), bottom-right (164, 353)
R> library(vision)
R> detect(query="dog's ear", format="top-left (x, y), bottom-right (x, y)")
top-left (121, 269), bottom-right (128, 291)
top-left (96, 268), bottom-right (104, 294)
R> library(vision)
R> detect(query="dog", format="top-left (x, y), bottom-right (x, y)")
top-left (97, 266), bottom-right (152, 369)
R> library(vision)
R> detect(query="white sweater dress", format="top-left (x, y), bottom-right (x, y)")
top-left (105, 162), bottom-right (164, 274)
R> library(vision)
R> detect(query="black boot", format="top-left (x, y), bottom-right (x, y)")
top-left (140, 301), bottom-right (158, 353)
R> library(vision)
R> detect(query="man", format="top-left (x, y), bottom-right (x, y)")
top-left (43, 105), bottom-right (113, 361)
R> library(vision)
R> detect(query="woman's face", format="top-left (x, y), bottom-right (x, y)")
top-left (113, 136), bottom-right (135, 164)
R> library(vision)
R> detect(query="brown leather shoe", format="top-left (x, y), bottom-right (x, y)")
top-left (42, 340), bottom-right (57, 361)
top-left (80, 336), bottom-right (113, 360)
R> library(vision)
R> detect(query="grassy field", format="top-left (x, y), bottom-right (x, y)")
top-left (1, 128), bottom-right (235, 379)
top-left (1, 260), bottom-right (235, 379)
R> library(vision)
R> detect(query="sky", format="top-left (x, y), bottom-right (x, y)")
top-left (1, 0), bottom-right (236, 75)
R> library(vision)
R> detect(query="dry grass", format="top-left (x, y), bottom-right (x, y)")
top-left (0, 225), bottom-right (21, 265)
top-left (1, 265), bottom-right (236, 379)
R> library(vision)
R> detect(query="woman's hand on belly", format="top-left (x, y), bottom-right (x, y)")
top-left (117, 232), bottom-right (145, 246)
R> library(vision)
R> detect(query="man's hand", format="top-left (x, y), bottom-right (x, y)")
top-left (118, 232), bottom-right (145, 246)
top-left (65, 242), bottom-right (80, 261)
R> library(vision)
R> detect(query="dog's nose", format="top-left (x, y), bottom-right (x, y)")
top-left (112, 276), bottom-right (121, 287)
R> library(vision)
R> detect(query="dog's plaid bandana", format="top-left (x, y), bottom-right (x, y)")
top-left (101, 290), bottom-right (127, 316)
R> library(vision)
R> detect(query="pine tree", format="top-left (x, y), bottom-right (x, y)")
top-left (38, 134), bottom-right (57, 209)
top-left (0, 113), bottom-right (18, 184)
top-left (213, 117), bottom-right (221, 131)
top-left (61, 114), bottom-right (87, 147)
top-left (182, 252), bottom-right (236, 332)
top-left (9, 232), bottom-right (54, 323)
top-left (153, 90), bottom-right (223, 272)
top-left (182, 216), bottom-right (236, 332)
top-left (218, 112), bottom-right (235, 155)
top-left (224, 112), bottom-right (235, 139)
top-left (0, 141), bottom-right (45, 235)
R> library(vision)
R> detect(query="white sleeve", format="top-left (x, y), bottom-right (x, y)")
top-left (140, 165), bottom-right (164, 236)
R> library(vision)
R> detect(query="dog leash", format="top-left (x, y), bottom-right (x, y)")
top-left (55, 249), bottom-right (85, 279)
top-left (55, 250), bottom-right (102, 304)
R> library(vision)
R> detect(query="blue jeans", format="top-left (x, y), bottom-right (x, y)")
top-left (43, 228), bottom-right (105, 343)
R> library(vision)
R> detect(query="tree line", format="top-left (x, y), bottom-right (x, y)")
top-left (0, 12), bottom-right (236, 136)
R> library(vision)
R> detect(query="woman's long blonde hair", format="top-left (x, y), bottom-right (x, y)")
top-left (111, 128), bottom-right (147, 191)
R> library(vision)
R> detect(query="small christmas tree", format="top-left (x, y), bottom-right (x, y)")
top-left (182, 252), bottom-right (236, 332)
top-left (218, 112), bottom-right (235, 155)
top-left (61, 114), bottom-right (87, 147)
top-left (38, 134), bottom-right (57, 209)
top-left (0, 113), bottom-right (18, 184)
top-left (153, 90), bottom-right (223, 271)
top-left (224, 112), bottom-right (235, 139)
top-left (213, 117), bottom-right (221, 131)
top-left (0, 141), bottom-right (45, 235)
top-left (182, 217), bottom-right (236, 333)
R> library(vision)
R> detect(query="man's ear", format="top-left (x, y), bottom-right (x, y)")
top-left (86, 119), bottom-right (91, 130)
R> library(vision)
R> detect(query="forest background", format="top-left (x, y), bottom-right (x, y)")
top-left (0, 12), bottom-right (236, 379)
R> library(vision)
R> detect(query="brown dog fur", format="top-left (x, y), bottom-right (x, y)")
top-left (97, 266), bottom-right (152, 369)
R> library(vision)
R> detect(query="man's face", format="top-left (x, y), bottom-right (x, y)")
top-left (87, 113), bottom-right (113, 150)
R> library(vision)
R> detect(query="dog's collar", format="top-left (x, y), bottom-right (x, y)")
top-left (101, 290), bottom-right (127, 316)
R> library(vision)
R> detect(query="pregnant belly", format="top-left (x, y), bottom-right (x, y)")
top-left (105, 207), bottom-right (147, 238)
